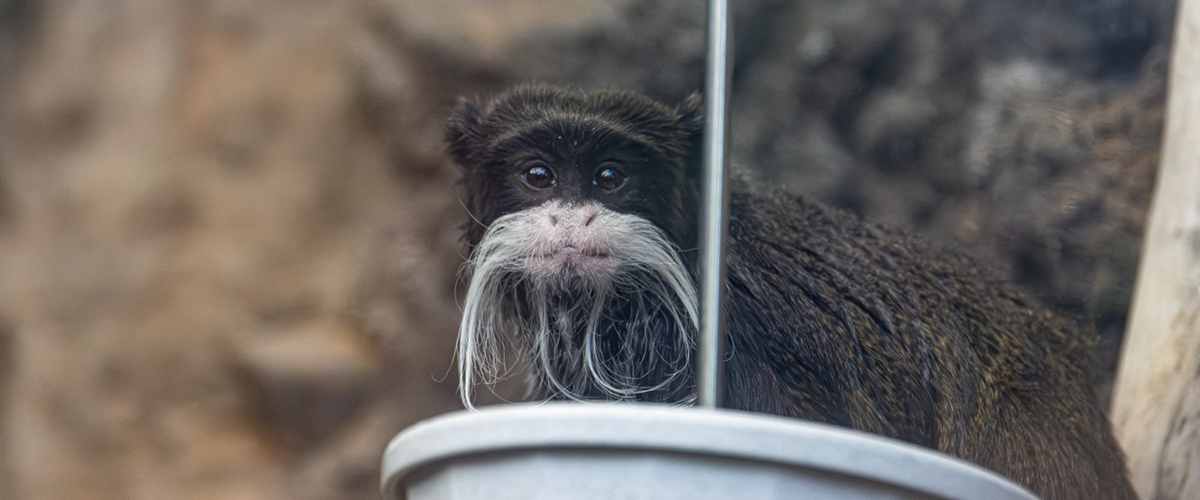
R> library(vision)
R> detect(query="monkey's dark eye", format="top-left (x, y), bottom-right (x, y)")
top-left (521, 162), bottom-right (555, 189)
top-left (594, 164), bottom-right (626, 191)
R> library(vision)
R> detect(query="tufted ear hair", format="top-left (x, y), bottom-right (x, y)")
top-left (675, 92), bottom-right (706, 173)
top-left (676, 92), bottom-right (705, 133)
top-left (446, 98), bottom-right (485, 169)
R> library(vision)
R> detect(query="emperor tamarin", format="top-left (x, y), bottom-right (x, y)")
top-left (446, 85), bottom-right (1135, 500)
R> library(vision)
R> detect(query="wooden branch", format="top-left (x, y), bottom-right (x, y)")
top-left (1109, 0), bottom-right (1200, 498)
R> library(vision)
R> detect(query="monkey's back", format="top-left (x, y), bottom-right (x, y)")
top-left (719, 182), bottom-right (1135, 500)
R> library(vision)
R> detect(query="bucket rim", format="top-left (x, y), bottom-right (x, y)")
top-left (381, 403), bottom-right (1038, 500)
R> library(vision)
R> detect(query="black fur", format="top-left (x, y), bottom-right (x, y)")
top-left (448, 85), bottom-right (1136, 500)
top-left (449, 86), bottom-right (704, 252)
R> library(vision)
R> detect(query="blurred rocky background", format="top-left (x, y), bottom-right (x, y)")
top-left (0, 0), bottom-right (1174, 498)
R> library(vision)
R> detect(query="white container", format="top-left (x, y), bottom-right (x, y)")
top-left (381, 403), bottom-right (1039, 500)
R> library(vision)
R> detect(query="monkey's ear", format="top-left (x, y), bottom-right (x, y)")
top-left (446, 98), bottom-right (485, 169)
top-left (675, 92), bottom-right (706, 165)
top-left (675, 92), bottom-right (705, 134)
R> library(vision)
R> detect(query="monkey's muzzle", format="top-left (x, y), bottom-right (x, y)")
top-left (523, 201), bottom-right (621, 280)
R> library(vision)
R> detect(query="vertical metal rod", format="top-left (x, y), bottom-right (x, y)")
top-left (698, 0), bottom-right (732, 409)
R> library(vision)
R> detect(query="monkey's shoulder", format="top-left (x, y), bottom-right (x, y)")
top-left (722, 181), bottom-right (1092, 358)
top-left (724, 182), bottom-right (964, 281)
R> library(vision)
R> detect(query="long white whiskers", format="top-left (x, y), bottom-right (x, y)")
top-left (456, 201), bottom-right (699, 409)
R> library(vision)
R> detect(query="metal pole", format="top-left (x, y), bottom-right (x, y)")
top-left (697, 0), bottom-right (732, 409)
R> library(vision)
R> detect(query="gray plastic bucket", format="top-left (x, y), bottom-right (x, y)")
top-left (380, 404), bottom-right (1039, 500)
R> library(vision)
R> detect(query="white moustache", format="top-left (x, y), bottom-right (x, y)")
top-left (457, 200), bottom-right (699, 408)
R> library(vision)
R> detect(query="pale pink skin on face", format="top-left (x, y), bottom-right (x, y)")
top-left (523, 201), bottom-right (621, 280)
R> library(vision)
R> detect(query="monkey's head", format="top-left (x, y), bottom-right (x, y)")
top-left (446, 86), bottom-right (705, 407)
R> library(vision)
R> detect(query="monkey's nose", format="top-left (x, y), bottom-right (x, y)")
top-left (580, 206), bottom-right (599, 226)
top-left (549, 212), bottom-right (562, 226)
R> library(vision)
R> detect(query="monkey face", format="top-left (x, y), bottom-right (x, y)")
top-left (447, 85), bottom-right (704, 255)
top-left (446, 86), bottom-right (703, 405)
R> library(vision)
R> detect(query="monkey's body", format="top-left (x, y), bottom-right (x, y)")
top-left (722, 186), bottom-right (1131, 499)
top-left (447, 85), bottom-right (1136, 500)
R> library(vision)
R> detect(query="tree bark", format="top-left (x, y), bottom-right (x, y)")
top-left (1110, 1), bottom-right (1200, 498)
